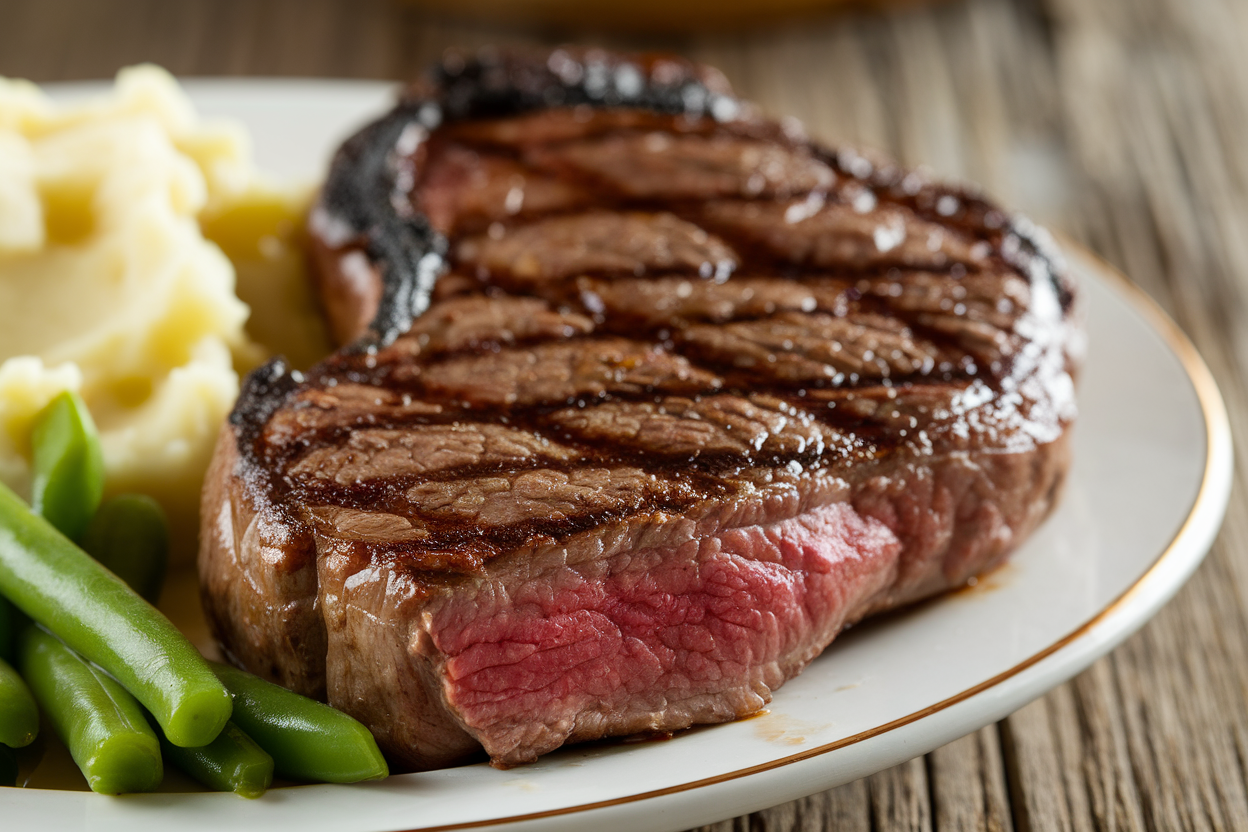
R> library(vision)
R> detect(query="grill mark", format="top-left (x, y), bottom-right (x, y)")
top-left (439, 188), bottom-right (1007, 284)
top-left (443, 118), bottom-right (760, 154)
top-left (297, 462), bottom-right (725, 513)
top-left (422, 124), bottom-right (1013, 259)
top-left (286, 418), bottom-right (870, 494)
top-left (436, 263), bottom-right (1010, 317)
top-left (448, 233), bottom-right (1009, 287)
top-left (293, 439), bottom-right (728, 555)
top-left (430, 118), bottom-right (1009, 253)
top-left (308, 493), bottom-right (706, 562)
top-left (312, 320), bottom-right (986, 409)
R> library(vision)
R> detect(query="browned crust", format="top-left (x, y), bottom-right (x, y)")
top-left (305, 225), bottom-right (384, 349)
top-left (199, 424), bottom-right (326, 699)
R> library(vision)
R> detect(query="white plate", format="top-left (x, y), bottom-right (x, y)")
top-left (2, 81), bottom-right (1233, 832)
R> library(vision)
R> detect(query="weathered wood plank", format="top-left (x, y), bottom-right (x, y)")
top-left (1041, 3), bottom-right (1248, 832)
top-left (1002, 698), bottom-right (1077, 832)
top-left (1067, 662), bottom-right (1147, 832)
top-left (929, 728), bottom-right (1015, 832)
top-left (870, 756), bottom-right (934, 832)
top-left (686, 769), bottom-right (874, 832)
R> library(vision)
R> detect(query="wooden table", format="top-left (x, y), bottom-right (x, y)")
top-left (3, 0), bottom-right (1245, 828)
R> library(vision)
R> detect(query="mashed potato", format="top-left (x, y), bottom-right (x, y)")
top-left (0, 66), bottom-right (329, 561)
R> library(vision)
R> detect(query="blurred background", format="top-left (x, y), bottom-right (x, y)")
top-left (5, 0), bottom-right (1248, 829)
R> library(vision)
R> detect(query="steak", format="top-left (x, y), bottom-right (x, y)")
top-left (199, 48), bottom-right (1081, 771)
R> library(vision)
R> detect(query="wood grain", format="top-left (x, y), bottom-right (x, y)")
top-left (2, 0), bottom-right (1246, 828)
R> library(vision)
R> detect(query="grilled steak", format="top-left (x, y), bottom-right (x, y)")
top-left (199, 48), bottom-right (1081, 771)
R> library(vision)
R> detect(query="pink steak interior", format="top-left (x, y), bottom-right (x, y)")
top-left (431, 502), bottom-right (902, 760)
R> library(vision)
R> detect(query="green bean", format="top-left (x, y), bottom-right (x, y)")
top-left (0, 596), bottom-right (12, 663)
top-left (81, 494), bottom-right (169, 606)
top-left (30, 391), bottom-right (104, 543)
top-left (0, 482), bottom-right (231, 747)
top-left (0, 600), bottom-right (38, 754)
top-left (82, 495), bottom-right (270, 799)
top-left (78, 489), bottom-right (269, 797)
top-left (158, 719), bottom-right (273, 798)
top-left (0, 655), bottom-right (38, 749)
top-left (210, 662), bottom-right (388, 783)
top-left (18, 625), bottom-right (162, 794)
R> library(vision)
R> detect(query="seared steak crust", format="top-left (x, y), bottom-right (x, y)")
top-left (201, 48), bottom-right (1081, 770)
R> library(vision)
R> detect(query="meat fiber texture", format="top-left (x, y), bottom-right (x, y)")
top-left (199, 48), bottom-right (1082, 771)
